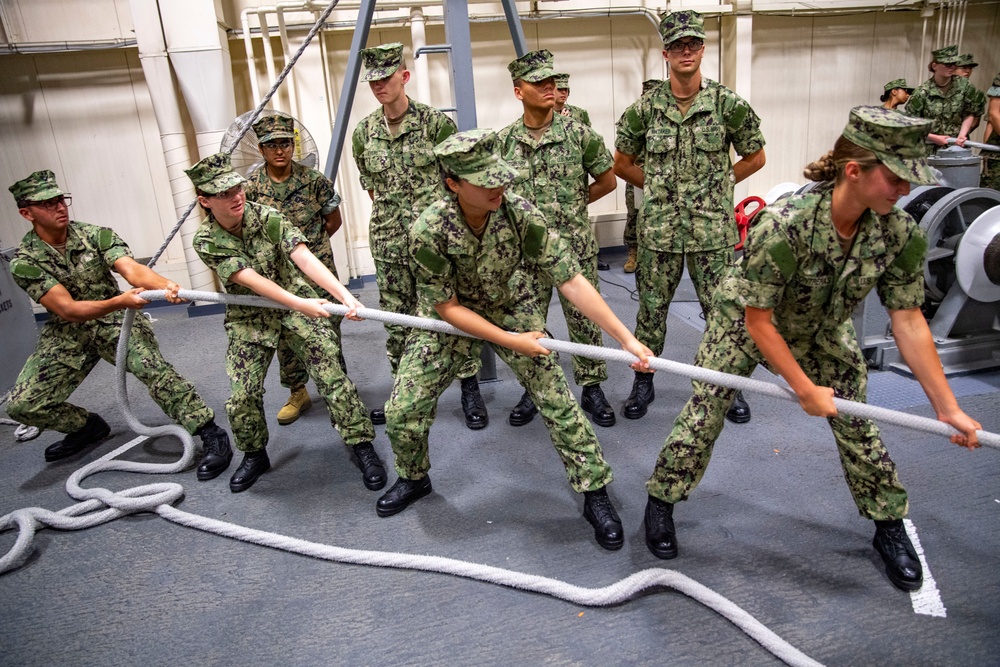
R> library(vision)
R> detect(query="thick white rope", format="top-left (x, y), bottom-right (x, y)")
top-left (148, 289), bottom-right (1000, 449)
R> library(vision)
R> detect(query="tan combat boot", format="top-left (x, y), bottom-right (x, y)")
top-left (277, 386), bottom-right (312, 425)
top-left (623, 246), bottom-right (638, 273)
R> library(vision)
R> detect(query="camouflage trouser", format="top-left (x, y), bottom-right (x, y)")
top-left (225, 312), bottom-right (374, 453)
top-left (7, 316), bottom-right (213, 435)
top-left (623, 184), bottom-right (638, 249)
top-left (982, 158), bottom-right (1000, 191)
top-left (374, 256), bottom-right (479, 380)
top-left (385, 297), bottom-right (613, 492)
top-left (531, 255), bottom-right (608, 387)
top-left (277, 261), bottom-right (346, 390)
top-left (634, 245), bottom-right (733, 357)
top-left (646, 304), bottom-right (908, 521)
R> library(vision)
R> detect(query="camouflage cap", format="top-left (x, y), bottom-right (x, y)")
top-left (642, 78), bottom-right (661, 94)
top-left (842, 106), bottom-right (935, 185)
top-left (184, 152), bottom-right (246, 195)
top-left (434, 128), bottom-right (518, 188)
top-left (508, 50), bottom-right (556, 83)
top-left (989, 72), bottom-right (1000, 98)
top-left (956, 53), bottom-right (978, 68)
top-left (361, 42), bottom-right (404, 82)
top-left (883, 78), bottom-right (914, 93)
top-left (658, 10), bottom-right (706, 45)
top-left (554, 72), bottom-right (570, 89)
top-left (252, 113), bottom-right (295, 144)
top-left (9, 170), bottom-right (65, 204)
top-left (931, 44), bottom-right (960, 65)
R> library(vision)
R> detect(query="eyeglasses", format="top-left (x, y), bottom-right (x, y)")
top-left (667, 38), bottom-right (704, 53)
top-left (262, 140), bottom-right (294, 151)
top-left (29, 196), bottom-right (72, 211)
top-left (212, 185), bottom-right (244, 201)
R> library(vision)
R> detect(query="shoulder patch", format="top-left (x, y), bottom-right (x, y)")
top-left (10, 260), bottom-right (42, 279)
top-left (97, 227), bottom-right (116, 251)
top-left (726, 98), bottom-right (749, 132)
top-left (767, 238), bottom-right (797, 281)
top-left (523, 222), bottom-right (546, 259)
top-left (266, 211), bottom-right (282, 244)
top-left (891, 230), bottom-right (928, 275)
top-left (414, 246), bottom-right (449, 275)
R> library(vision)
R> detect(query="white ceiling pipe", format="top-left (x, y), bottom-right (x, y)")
top-left (258, 12), bottom-right (280, 104)
top-left (276, 5), bottom-right (300, 119)
top-left (410, 6), bottom-right (432, 104)
top-left (241, 8), bottom-right (262, 103)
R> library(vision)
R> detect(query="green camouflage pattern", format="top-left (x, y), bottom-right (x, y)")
top-left (435, 129), bottom-right (519, 188)
top-left (352, 97), bottom-right (457, 261)
top-left (931, 44), bottom-right (960, 65)
top-left (496, 114), bottom-right (613, 386)
top-left (559, 104), bottom-right (592, 127)
top-left (7, 221), bottom-right (212, 434)
top-left (620, 84), bottom-right (657, 249)
top-left (615, 77), bottom-right (765, 253)
top-left (905, 75), bottom-right (986, 137)
top-left (507, 49), bottom-right (557, 83)
top-left (252, 113), bottom-right (295, 143)
top-left (185, 152), bottom-right (246, 195)
top-left (634, 245), bottom-right (733, 356)
top-left (9, 169), bottom-right (64, 204)
top-left (647, 187), bottom-right (925, 520)
top-left (361, 42), bottom-right (404, 82)
top-left (244, 161), bottom-right (346, 386)
top-left (658, 10), bottom-right (706, 45)
top-left (983, 78), bottom-right (1000, 189)
top-left (554, 72), bottom-right (570, 89)
top-left (883, 78), bottom-right (913, 93)
top-left (388, 193), bottom-right (612, 491)
top-left (956, 53), bottom-right (977, 68)
top-left (842, 106), bottom-right (935, 185)
top-left (988, 71), bottom-right (1000, 97)
top-left (192, 200), bottom-right (374, 453)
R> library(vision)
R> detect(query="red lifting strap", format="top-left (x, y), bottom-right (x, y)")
top-left (734, 196), bottom-right (766, 251)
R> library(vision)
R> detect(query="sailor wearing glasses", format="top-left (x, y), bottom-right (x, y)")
top-left (243, 113), bottom-right (351, 427)
top-left (5, 170), bottom-right (234, 477)
top-left (612, 9), bottom-right (767, 426)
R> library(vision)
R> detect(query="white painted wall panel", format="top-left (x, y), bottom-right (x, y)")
top-left (0, 0), bottom-right (133, 44)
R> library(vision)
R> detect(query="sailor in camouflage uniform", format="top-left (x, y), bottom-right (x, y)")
top-left (498, 50), bottom-right (619, 429)
top-left (6, 170), bottom-right (233, 478)
top-left (614, 10), bottom-right (766, 424)
top-left (622, 79), bottom-right (661, 274)
top-left (375, 130), bottom-right (654, 551)
top-left (351, 42), bottom-right (486, 430)
top-left (642, 107), bottom-right (982, 592)
top-left (905, 45), bottom-right (985, 147)
top-left (981, 72), bottom-right (1000, 191)
top-left (244, 113), bottom-right (349, 426)
top-left (553, 73), bottom-right (592, 127)
top-left (186, 153), bottom-right (386, 494)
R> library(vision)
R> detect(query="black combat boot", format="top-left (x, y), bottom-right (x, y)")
top-left (44, 413), bottom-right (111, 462)
top-left (229, 450), bottom-right (271, 493)
top-left (725, 390), bottom-right (751, 424)
top-left (583, 487), bottom-right (624, 551)
top-left (644, 495), bottom-right (678, 560)
top-left (369, 406), bottom-right (386, 425)
top-left (873, 519), bottom-right (923, 591)
top-left (195, 421), bottom-right (233, 481)
top-left (460, 376), bottom-right (488, 430)
top-left (622, 371), bottom-right (655, 420)
top-left (508, 390), bottom-right (538, 426)
top-left (352, 442), bottom-right (387, 490)
top-left (376, 475), bottom-right (433, 517)
top-left (581, 385), bottom-right (616, 427)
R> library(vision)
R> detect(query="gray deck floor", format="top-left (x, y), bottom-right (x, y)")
top-left (2, 252), bottom-right (998, 667)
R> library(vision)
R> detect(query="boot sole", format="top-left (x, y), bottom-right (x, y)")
top-left (645, 537), bottom-right (679, 560)
top-left (229, 461), bottom-right (271, 493)
top-left (583, 404), bottom-right (616, 428)
top-left (622, 407), bottom-right (648, 420)
top-left (197, 452), bottom-right (234, 481)
top-left (465, 417), bottom-right (489, 430)
top-left (725, 411), bottom-right (751, 424)
top-left (508, 412), bottom-right (537, 427)
top-left (376, 482), bottom-right (433, 517)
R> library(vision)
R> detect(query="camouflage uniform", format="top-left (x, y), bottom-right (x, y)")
top-left (7, 221), bottom-right (213, 435)
top-left (648, 107), bottom-right (938, 521)
top-left (498, 111), bottom-right (614, 387)
top-left (622, 80), bottom-right (660, 252)
top-left (352, 94), bottom-right (475, 376)
top-left (244, 159), bottom-right (347, 383)
top-left (905, 46), bottom-right (985, 137)
top-left (615, 77), bottom-right (765, 355)
top-left (192, 199), bottom-right (374, 453)
top-left (385, 130), bottom-right (613, 491)
top-left (553, 74), bottom-right (592, 127)
top-left (982, 73), bottom-right (1000, 191)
